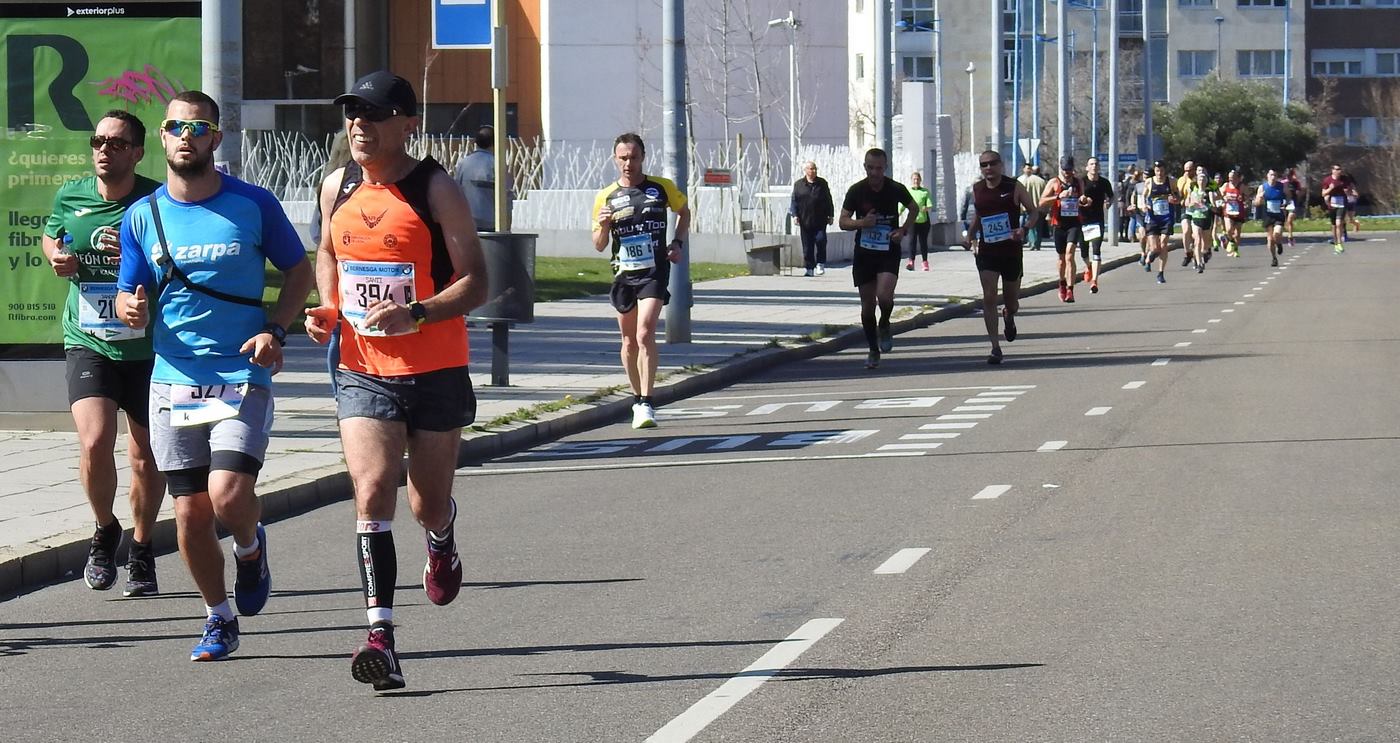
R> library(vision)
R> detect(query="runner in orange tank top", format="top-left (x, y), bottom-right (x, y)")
top-left (303, 71), bottom-right (488, 693)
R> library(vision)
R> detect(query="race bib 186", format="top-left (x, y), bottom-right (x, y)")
top-left (1081, 223), bottom-right (1102, 242)
top-left (982, 213), bottom-right (1013, 243)
top-left (77, 282), bottom-right (143, 342)
top-left (617, 233), bottom-right (657, 272)
top-left (339, 260), bottom-right (418, 337)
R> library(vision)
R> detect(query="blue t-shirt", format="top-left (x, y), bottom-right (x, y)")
top-left (117, 175), bottom-right (305, 387)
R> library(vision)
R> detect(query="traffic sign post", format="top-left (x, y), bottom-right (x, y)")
top-left (1018, 137), bottom-right (1041, 167)
top-left (433, 0), bottom-right (493, 49)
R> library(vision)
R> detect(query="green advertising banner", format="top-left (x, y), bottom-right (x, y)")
top-left (0, 2), bottom-right (200, 354)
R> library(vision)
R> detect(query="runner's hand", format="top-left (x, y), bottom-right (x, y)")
top-left (94, 226), bottom-right (122, 256)
top-left (890, 228), bottom-right (905, 244)
top-left (121, 285), bottom-right (148, 329)
top-left (240, 332), bottom-right (284, 375)
top-left (860, 214), bottom-right (878, 229)
top-left (1011, 228), bottom-right (1026, 243)
top-left (666, 240), bottom-right (682, 264)
top-left (50, 250), bottom-right (78, 278)
top-left (363, 299), bottom-right (415, 336)
top-left (304, 305), bottom-right (337, 345)
top-left (596, 204), bottom-right (613, 227)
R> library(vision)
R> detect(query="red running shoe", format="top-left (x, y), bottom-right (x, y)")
top-left (352, 622), bottom-right (406, 691)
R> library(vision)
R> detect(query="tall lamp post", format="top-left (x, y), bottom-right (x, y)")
top-left (1281, 0), bottom-right (1291, 105)
top-left (767, 11), bottom-right (801, 179)
top-left (966, 61), bottom-right (976, 151)
top-left (1215, 16), bottom-right (1224, 80)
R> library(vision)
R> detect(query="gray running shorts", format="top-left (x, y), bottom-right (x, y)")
top-left (149, 382), bottom-right (274, 475)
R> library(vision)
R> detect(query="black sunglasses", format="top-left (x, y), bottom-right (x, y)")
top-left (89, 135), bottom-right (133, 151)
top-left (343, 102), bottom-right (403, 122)
top-left (979, 159), bottom-right (1001, 167)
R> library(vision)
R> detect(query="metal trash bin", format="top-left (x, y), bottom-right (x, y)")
top-left (468, 232), bottom-right (537, 385)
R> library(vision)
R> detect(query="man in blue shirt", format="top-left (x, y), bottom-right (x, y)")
top-left (117, 90), bottom-right (313, 662)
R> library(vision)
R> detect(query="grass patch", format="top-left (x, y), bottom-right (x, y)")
top-left (470, 384), bottom-right (628, 431)
top-left (1240, 216), bottom-right (1400, 233)
top-left (534, 257), bottom-right (747, 301)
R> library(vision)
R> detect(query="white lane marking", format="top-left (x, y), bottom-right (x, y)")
top-left (1280, 266), bottom-right (1289, 270)
top-left (466, 451), bottom-right (924, 477)
top-left (1192, 329), bottom-right (1208, 334)
top-left (900, 433), bottom-right (962, 440)
top-left (978, 389), bottom-right (1029, 395)
top-left (1152, 358), bottom-right (1171, 366)
top-left (646, 618), bottom-right (844, 743)
top-left (1234, 301), bottom-right (1246, 305)
top-left (1175, 342), bottom-right (1192, 348)
top-left (1085, 407), bottom-right (1111, 416)
top-left (1208, 319), bottom-right (1222, 324)
top-left (968, 397), bottom-right (1018, 403)
top-left (877, 443), bottom-right (944, 451)
top-left (953, 405), bottom-right (1005, 412)
top-left (1261, 280), bottom-right (1270, 284)
top-left (920, 422), bottom-right (979, 430)
top-left (972, 485), bottom-right (1012, 500)
top-left (704, 385), bottom-right (1035, 402)
top-left (1038, 441), bottom-right (1068, 452)
top-left (936, 413), bottom-right (994, 420)
top-left (873, 548), bottom-right (933, 575)
top-left (1244, 294), bottom-right (1256, 298)
top-left (1123, 381), bottom-right (1146, 390)
top-left (1222, 309), bottom-right (1235, 313)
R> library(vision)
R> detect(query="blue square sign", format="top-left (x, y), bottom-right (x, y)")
top-left (434, 0), bottom-right (493, 49)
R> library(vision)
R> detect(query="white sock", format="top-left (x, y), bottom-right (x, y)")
top-left (207, 601), bottom-right (234, 621)
top-left (233, 526), bottom-right (261, 559)
top-left (368, 607), bottom-right (393, 626)
top-left (428, 499), bottom-right (458, 543)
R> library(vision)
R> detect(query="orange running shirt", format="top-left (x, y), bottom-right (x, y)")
top-left (328, 157), bottom-right (468, 377)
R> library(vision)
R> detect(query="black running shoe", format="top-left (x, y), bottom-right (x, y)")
top-left (1003, 311), bottom-right (1017, 343)
top-left (123, 545), bottom-right (158, 597)
top-left (878, 326), bottom-right (893, 354)
top-left (84, 520), bottom-right (122, 591)
top-left (352, 622), bottom-right (406, 691)
top-left (1271, 256), bottom-right (1279, 267)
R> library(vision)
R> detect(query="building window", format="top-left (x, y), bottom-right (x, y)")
top-left (1312, 0), bottom-right (1361, 5)
top-left (1179, 50), bottom-right (1217, 77)
top-left (1239, 49), bottom-right (1286, 76)
top-left (1377, 50), bottom-right (1400, 75)
top-left (1325, 117), bottom-right (1367, 145)
top-left (900, 0), bottom-right (936, 28)
top-left (1003, 38), bottom-right (1017, 84)
top-left (1179, 0), bottom-right (1215, 6)
top-left (856, 54), bottom-right (866, 80)
top-left (1377, 0), bottom-right (1400, 6)
top-left (902, 55), bottom-right (934, 81)
top-left (1311, 49), bottom-right (1365, 76)
top-left (1237, 0), bottom-right (1286, 6)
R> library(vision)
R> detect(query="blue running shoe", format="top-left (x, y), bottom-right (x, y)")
top-left (233, 523), bottom-right (271, 616)
top-left (190, 616), bottom-right (240, 661)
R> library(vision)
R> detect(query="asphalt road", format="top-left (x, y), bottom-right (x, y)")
top-left (4, 236), bottom-right (1398, 742)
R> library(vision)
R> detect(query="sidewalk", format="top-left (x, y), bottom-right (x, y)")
top-left (0, 241), bottom-right (1144, 596)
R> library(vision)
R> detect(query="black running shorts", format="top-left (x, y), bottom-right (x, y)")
top-left (65, 346), bottom-right (154, 428)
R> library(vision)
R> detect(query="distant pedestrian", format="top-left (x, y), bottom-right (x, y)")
top-left (453, 125), bottom-right (513, 232)
top-left (1017, 163), bottom-right (1047, 251)
top-left (789, 160), bottom-right (833, 276)
top-left (903, 171), bottom-right (933, 271)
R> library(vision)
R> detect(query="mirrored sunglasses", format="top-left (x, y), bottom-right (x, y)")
top-left (161, 119), bottom-right (219, 137)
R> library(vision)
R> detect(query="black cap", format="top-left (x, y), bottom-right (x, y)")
top-left (1059, 155), bottom-right (1075, 171)
top-left (334, 71), bottom-right (417, 115)
top-left (1153, 160), bottom-right (1165, 169)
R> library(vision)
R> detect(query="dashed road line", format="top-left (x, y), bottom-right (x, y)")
top-left (920, 422), bottom-right (979, 430)
top-left (873, 548), bottom-right (932, 575)
top-left (972, 485), bottom-right (1012, 500)
top-left (1175, 342), bottom-right (1192, 348)
top-left (1123, 381), bottom-right (1146, 390)
top-left (1037, 441), bottom-right (1068, 452)
top-left (1152, 358), bottom-right (1171, 366)
top-left (646, 618), bottom-right (845, 743)
top-left (936, 413), bottom-right (994, 420)
top-left (953, 405), bottom-right (1006, 412)
top-left (877, 443), bottom-right (943, 451)
top-left (1085, 407), bottom-right (1111, 416)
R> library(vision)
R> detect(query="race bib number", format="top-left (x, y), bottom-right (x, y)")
top-left (1329, 195), bottom-right (1346, 208)
top-left (339, 261), bottom-right (417, 337)
top-left (170, 383), bottom-right (246, 427)
top-left (1225, 201), bottom-right (1242, 217)
top-left (1266, 199), bottom-right (1283, 214)
top-left (858, 223), bottom-right (893, 251)
top-left (982, 213), bottom-right (1013, 243)
top-left (1081, 223), bottom-right (1102, 242)
top-left (1059, 196), bottom-right (1079, 217)
top-left (77, 282), bottom-right (143, 342)
top-left (618, 233), bottom-right (657, 272)
top-left (1151, 198), bottom-right (1171, 217)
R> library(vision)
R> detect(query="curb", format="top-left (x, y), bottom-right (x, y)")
top-left (0, 252), bottom-right (1139, 599)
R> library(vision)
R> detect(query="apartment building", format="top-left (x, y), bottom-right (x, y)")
top-left (1304, 0), bottom-right (1400, 183)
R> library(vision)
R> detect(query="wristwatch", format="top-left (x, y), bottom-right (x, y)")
top-left (408, 301), bottom-right (429, 326)
top-left (262, 322), bottom-right (287, 347)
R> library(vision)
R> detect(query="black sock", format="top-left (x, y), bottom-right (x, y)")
top-left (861, 312), bottom-right (878, 353)
top-left (129, 540), bottom-right (152, 558)
top-left (639, 395), bottom-right (653, 406)
top-left (634, 394), bottom-right (643, 405)
top-left (357, 530), bottom-right (397, 613)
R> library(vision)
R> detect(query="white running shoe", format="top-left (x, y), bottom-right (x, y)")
top-left (814, 263), bottom-right (826, 276)
top-left (631, 402), bottom-right (657, 429)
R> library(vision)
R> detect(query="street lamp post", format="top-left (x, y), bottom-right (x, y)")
top-left (1281, 0), bottom-right (1291, 105)
top-left (933, 1), bottom-right (944, 117)
top-left (966, 61), bottom-right (976, 151)
top-left (767, 11), bottom-right (801, 179)
top-left (1214, 16), bottom-right (1224, 80)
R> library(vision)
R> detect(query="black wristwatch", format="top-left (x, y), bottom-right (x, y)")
top-left (262, 322), bottom-right (287, 347)
top-left (408, 301), bottom-right (429, 326)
